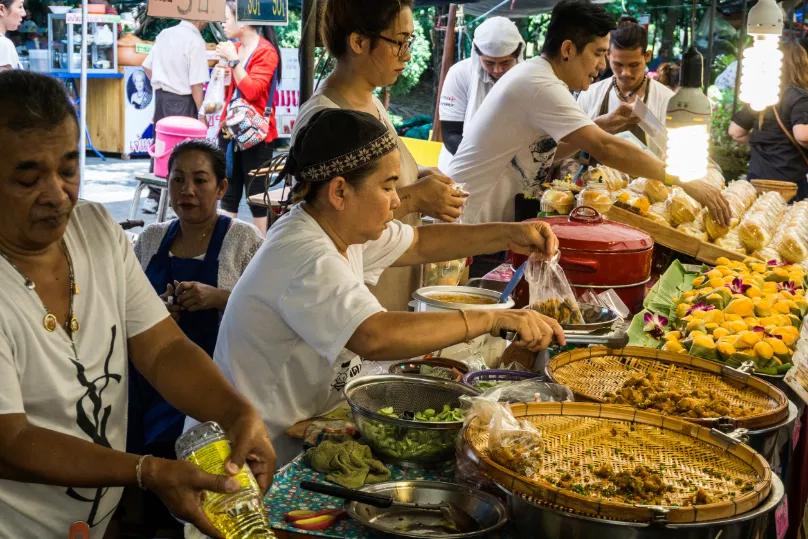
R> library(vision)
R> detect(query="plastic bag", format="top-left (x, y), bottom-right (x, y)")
top-left (201, 64), bottom-right (227, 116)
top-left (422, 259), bottom-right (467, 286)
top-left (487, 404), bottom-right (545, 479)
top-left (526, 253), bottom-right (584, 325)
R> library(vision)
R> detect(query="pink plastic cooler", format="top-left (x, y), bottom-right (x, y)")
top-left (148, 117), bottom-right (208, 179)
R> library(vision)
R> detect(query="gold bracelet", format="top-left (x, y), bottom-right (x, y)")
top-left (663, 172), bottom-right (678, 186)
top-left (459, 310), bottom-right (471, 343)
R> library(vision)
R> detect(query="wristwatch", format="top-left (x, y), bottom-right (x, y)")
top-left (228, 59), bottom-right (240, 69)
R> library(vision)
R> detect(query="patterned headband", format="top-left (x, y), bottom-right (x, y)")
top-left (299, 130), bottom-right (398, 183)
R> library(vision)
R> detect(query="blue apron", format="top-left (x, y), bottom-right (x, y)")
top-left (127, 215), bottom-right (231, 451)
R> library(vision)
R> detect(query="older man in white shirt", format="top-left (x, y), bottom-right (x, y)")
top-left (437, 17), bottom-right (525, 171)
top-left (141, 20), bottom-right (210, 213)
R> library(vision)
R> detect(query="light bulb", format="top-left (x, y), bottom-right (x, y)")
top-left (665, 79), bottom-right (712, 183)
top-left (740, 0), bottom-right (784, 110)
top-left (666, 124), bottom-right (710, 182)
top-left (740, 34), bottom-right (783, 111)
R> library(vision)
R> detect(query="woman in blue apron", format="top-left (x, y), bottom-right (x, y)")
top-left (128, 139), bottom-right (264, 535)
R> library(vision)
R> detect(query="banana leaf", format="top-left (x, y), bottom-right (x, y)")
top-left (644, 260), bottom-right (701, 318)
top-left (627, 309), bottom-right (663, 348)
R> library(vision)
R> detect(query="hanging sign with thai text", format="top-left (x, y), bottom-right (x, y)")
top-left (147, 0), bottom-right (227, 23)
top-left (235, 0), bottom-right (288, 25)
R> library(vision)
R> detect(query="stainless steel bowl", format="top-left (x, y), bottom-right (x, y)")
top-left (346, 481), bottom-right (508, 538)
top-left (561, 302), bottom-right (620, 331)
top-left (505, 473), bottom-right (784, 539)
top-left (344, 375), bottom-right (480, 467)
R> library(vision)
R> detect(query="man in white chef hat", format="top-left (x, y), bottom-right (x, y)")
top-left (437, 17), bottom-right (525, 171)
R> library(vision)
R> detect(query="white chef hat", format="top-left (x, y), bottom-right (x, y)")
top-left (462, 17), bottom-right (525, 126)
top-left (472, 17), bottom-right (524, 58)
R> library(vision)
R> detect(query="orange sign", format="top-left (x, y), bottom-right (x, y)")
top-left (147, 0), bottom-right (226, 23)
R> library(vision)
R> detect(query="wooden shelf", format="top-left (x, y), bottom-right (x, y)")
top-left (606, 206), bottom-right (746, 265)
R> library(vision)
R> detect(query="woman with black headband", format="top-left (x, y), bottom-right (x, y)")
top-left (203, 109), bottom-right (565, 466)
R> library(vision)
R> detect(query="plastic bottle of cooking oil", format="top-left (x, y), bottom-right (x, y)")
top-left (176, 422), bottom-right (274, 539)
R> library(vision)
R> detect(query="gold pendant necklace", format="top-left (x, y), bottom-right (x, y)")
top-left (180, 220), bottom-right (216, 258)
top-left (0, 240), bottom-right (79, 336)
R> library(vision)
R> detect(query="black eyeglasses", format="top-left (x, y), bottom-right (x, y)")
top-left (377, 35), bottom-right (416, 58)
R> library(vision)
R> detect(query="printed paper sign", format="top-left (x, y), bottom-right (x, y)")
top-left (147, 0), bottom-right (226, 23)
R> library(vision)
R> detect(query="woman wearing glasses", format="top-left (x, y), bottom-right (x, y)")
top-left (292, 0), bottom-right (467, 312)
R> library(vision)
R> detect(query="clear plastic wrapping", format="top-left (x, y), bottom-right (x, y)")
top-left (647, 202), bottom-right (672, 226)
top-left (714, 230), bottom-right (747, 254)
top-left (677, 211), bottom-right (708, 242)
top-left (667, 188), bottom-right (702, 227)
top-left (581, 166), bottom-right (627, 193)
top-left (628, 178), bottom-right (669, 203)
top-left (575, 183), bottom-right (613, 214)
top-left (772, 202), bottom-right (808, 263)
top-left (487, 404), bottom-right (545, 480)
top-left (526, 253), bottom-right (584, 325)
top-left (703, 166), bottom-right (727, 191)
top-left (615, 189), bottom-right (651, 216)
top-left (705, 181), bottom-right (758, 241)
top-left (737, 191), bottom-right (787, 252)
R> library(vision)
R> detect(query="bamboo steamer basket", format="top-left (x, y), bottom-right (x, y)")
top-left (750, 180), bottom-right (798, 203)
top-left (546, 346), bottom-right (789, 430)
top-left (464, 401), bottom-right (772, 524)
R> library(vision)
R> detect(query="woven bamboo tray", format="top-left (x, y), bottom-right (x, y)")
top-left (465, 401), bottom-right (772, 523)
top-left (546, 346), bottom-right (789, 430)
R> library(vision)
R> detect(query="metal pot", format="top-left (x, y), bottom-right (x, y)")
top-left (505, 473), bottom-right (784, 539)
top-left (509, 207), bottom-right (653, 314)
top-left (412, 286), bottom-right (514, 312)
top-left (412, 286), bottom-right (514, 366)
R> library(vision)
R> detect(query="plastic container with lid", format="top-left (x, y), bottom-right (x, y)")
top-left (540, 188), bottom-right (574, 215)
top-left (176, 422), bottom-right (274, 539)
top-left (575, 183), bottom-right (613, 215)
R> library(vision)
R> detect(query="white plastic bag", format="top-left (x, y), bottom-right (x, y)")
top-left (201, 64), bottom-right (227, 116)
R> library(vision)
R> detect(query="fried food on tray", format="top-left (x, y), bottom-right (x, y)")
top-left (603, 372), bottom-right (761, 419)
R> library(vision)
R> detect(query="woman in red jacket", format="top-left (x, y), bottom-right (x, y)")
top-left (216, 1), bottom-right (282, 235)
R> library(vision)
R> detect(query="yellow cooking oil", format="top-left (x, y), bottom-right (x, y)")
top-left (176, 422), bottom-right (275, 539)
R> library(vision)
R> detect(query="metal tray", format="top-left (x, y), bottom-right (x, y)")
top-left (560, 302), bottom-right (620, 331)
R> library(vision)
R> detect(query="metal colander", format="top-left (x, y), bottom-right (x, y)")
top-left (344, 374), bottom-right (480, 467)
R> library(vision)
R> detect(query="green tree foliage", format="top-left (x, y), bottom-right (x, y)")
top-left (710, 89), bottom-right (750, 180)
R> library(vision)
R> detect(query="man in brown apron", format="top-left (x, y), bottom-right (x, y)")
top-left (576, 16), bottom-right (675, 159)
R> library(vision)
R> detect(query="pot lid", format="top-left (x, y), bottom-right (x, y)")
top-left (533, 207), bottom-right (653, 253)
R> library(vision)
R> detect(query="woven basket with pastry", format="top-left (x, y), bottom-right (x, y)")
top-left (546, 346), bottom-right (789, 429)
top-left (464, 401), bottom-right (772, 523)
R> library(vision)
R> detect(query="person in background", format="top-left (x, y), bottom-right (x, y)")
top-left (142, 20), bottom-right (210, 214)
top-left (437, 16), bottom-right (525, 171)
top-left (647, 43), bottom-right (670, 72)
top-left (216, 1), bottom-right (282, 236)
top-left (729, 42), bottom-right (808, 201)
top-left (447, 0), bottom-right (730, 226)
top-left (0, 0), bottom-right (23, 70)
top-left (576, 16), bottom-right (674, 156)
top-left (295, 0), bottom-right (467, 311)
top-left (0, 71), bottom-right (275, 538)
top-left (656, 62), bottom-right (681, 92)
top-left (129, 139), bottom-right (263, 537)
top-left (213, 108), bottom-right (565, 467)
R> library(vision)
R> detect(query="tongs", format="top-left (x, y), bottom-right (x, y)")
top-left (499, 327), bottom-right (629, 348)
